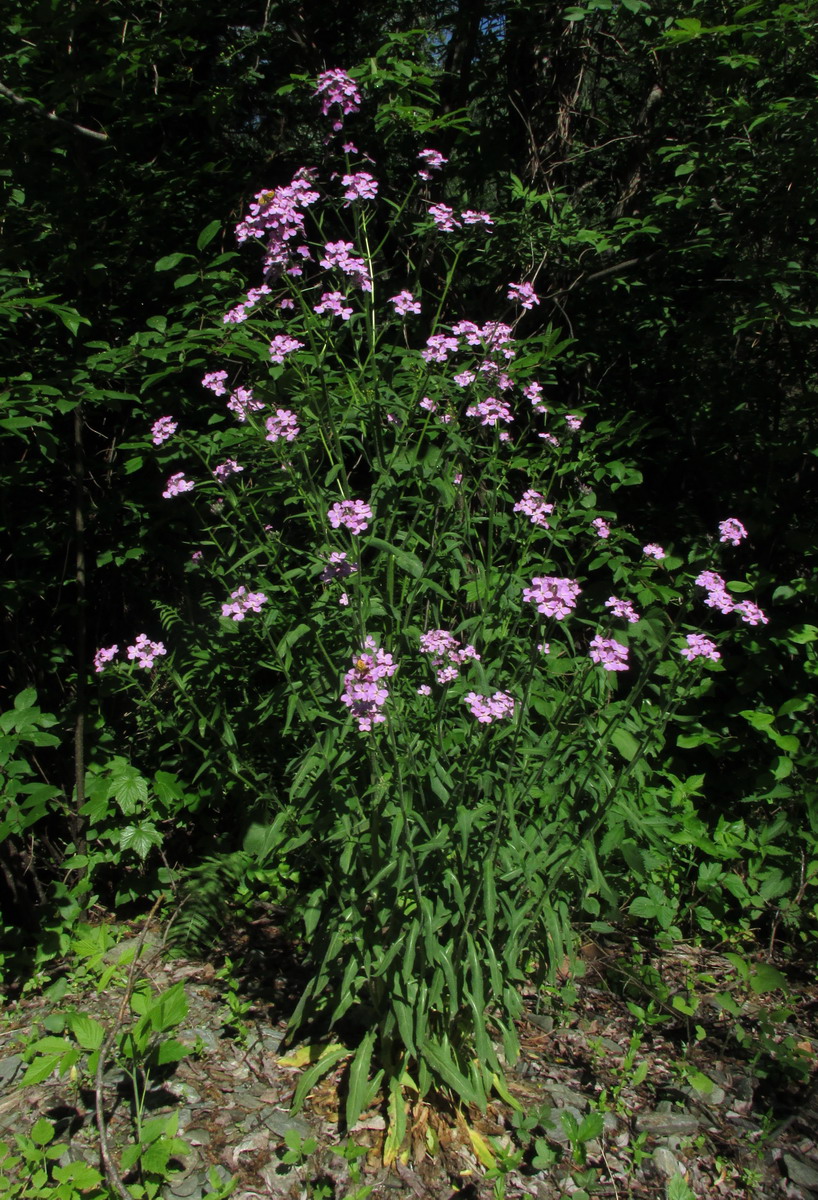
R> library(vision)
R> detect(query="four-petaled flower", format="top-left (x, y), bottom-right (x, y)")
top-left (507, 281), bottom-right (539, 310)
top-left (151, 416), bottom-right (177, 446)
top-left (342, 172), bottom-right (378, 203)
top-left (589, 635), bottom-right (629, 672)
top-left (719, 517), bottom-right (747, 546)
top-left (221, 587), bottom-right (268, 622)
top-left (681, 634), bottom-right (720, 662)
top-left (314, 291), bottom-right (353, 320)
top-left (464, 691), bottom-right (515, 724)
top-left (265, 410), bottom-right (299, 443)
top-left (329, 498), bottom-right (372, 534)
top-left (93, 645), bottom-right (118, 673)
top-left (417, 149), bottom-right (447, 179)
top-left (523, 576), bottom-right (581, 619)
top-left (163, 472), bottom-right (194, 499)
top-left (269, 334), bottom-right (304, 364)
top-left (605, 596), bottom-right (640, 624)
top-left (389, 290), bottom-right (421, 316)
top-left (643, 543), bottom-right (666, 560)
top-left (127, 634), bottom-right (167, 669)
top-left (514, 489), bottom-right (554, 528)
top-left (314, 68), bottom-right (361, 131)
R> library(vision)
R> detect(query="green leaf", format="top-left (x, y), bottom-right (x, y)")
top-left (748, 964), bottom-right (788, 994)
top-left (155, 253), bottom-right (190, 272)
top-left (345, 1028), bottom-right (378, 1129)
top-left (68, 1013), bottom-right (105, 1051)
top-left (197, 220), bottom-right (222, 251)
top-left (290, 1043), bottom-right (351, 1114)
top-left (420, 1037), bottom-right (485, 1108)
top-left (30, 1118), bottom-right (55, 1147)
top-left (611, 727), bottom-right (639, 762)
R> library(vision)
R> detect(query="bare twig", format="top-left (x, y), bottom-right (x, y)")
top-left (0, 80), bottom-right (108, 142)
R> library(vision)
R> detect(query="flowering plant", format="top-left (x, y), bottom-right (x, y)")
top-left (94, 67), bottom-right (770, 1127)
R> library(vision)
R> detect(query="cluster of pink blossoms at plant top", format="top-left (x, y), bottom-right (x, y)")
top-left (314, 68), bottom-right (361, 131)
top-left (341, 172), bottom-right (378, 203)
top-left (265, 409), bottom-right (300, 443)
top-left (213, 460), bottom-right (243, 482)
top-left (514, 489), bottom-right (554, 529)
top-left (221, 587), bottom-right (268, 622)
top-left (321, 551), bottom-right (357, 582)
top-left (419, 630), bottom-right (480, 684)
top-left (234, 172), bottom-right (319, 277)
top-left (319, 240), bottom-right (372, 291)
top-left (328, 498), bottom-right (372, 534)
top-left (524, 576), bottom-right (582, 619)
top-left (417, 148), bottom-right (447, 179)
top-left (227, 385), bottom-right (264, 423)
top-left (466, 397), bottom-right (513, 427)
top-left (565, 414), bottom-right (583, 432)
top-left (507, 281), bottom-right (540, 310)
top-left (314, 290), bottom-right (353, 320)
top-left (719, 517), bottom-right (747, 546)
top-left (93, 644), bottom-right (119, 673)
top-left (694, 572), bottom-right (768, 625)
top-left (605, 596), bottom-right (640, 624)
top-left (643, 543), bottom-right (666, 560)
top-left (163, 472), bottom-right (194, 499)
top-left (681, 633), bottom-right (720, 662)
top-left (589, 635), bottom-right (629, 672)
top-left (341, 638), bottom-right (396, 732)
top-left (127, 634), bottom-right (167, 669)
top-left (389, 290), bottom-right (421, 316)
top-left (202, 370), bottom-right (228, 396)
top-left (464, 691), bottom-right (515, 724)
top-left (223, 284), bottom-right (271, 325)
top-left (151, 416), bottom-right (177, 446)
top-left (269, 334), bottom-right (304, 364)
top-left (592, 517), bottom-right (611, 539)
top-left (461, 210), bottom-right (494, 226)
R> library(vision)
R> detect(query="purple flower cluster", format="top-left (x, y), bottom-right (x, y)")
top-left (223, 284), bottom-right (271, 324)
top-left (466, 397), bottom-right (513, 427)
top-left (163, 472), bottom-right (194, 499)
top-left (269, 334), bottom-right (305, 363)
top-left (429, 203), bottom-right (460, 232)
top-left (696, 570), bottom-right (734, 614)
top-left (464, 691), bottom-right (515, 724)
top-left (593, 518), bottom-right (611, 539)
top-left (328, 498), bottom-right (372, 534)
top-left (127, 634), bottom-right (167, 669)
top-left (202, 371), bottom-right (228, 396)
top-left (514, 489), bottom-right (554, 528)
top-left (565, 414), bottom-right (583, 432)
top-left (93, 644), bottom-right (118, 673)
top-left (342, 172), bottom-right (378, 203)
top-left (265, 409), bottom-right (300, 443)
top-left (419, 629), bottom-right (480, 684)
top-left (417, 149), bottom-right (447, 179)
top-left (719, 517), bottom-right (747, 546)
top-left (643, 543), bottom-right (666, 561)
top-left (151, 416), bottom-right (177, 446)
top-left (234, 172), bottom-right (319, 277)
top-left (319, 240), bottom-right (372, 291)
top-left (341, 637), bottom-right (396, 732)
top-left (605, 596), bottom-right (640, 624)
top-left (589, 635), bottom-right (629, 672)
top-left (524, 381), bottom-right (547, 414)
top-left (321, 550), bottom-right (357, 582)
top-left (314, 290), bottom-right (353, 320)
top-left (213, 459), bottom-right (243, 482)
top-left (314, 68), bottom-right (361, 131)
top-left (735, 600), bottom-right (768, 625)
top-left (507, 281), bottom-right (539, 310)
top-left (422, 334), bottom-right (459, 363)
top-left (681, 633), bottom-right (720, 662)
top-left (227, 385), bottom-right (264, 423)
top-left (461, 210), bottom-right (494, 226)
top-left (389, 290), bottom-right (421, 316)
top-left (524, 576), bottom-right (581, 619)
top-left (221, 587), bottom-right (268, 622)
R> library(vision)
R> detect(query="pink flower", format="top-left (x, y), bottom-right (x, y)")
top-left (151, 416), bottom-right (177, 445)
top-left (643, 543), bottom-right (666, 560)
top-left (681, 633), bottom-right (720, 662)
top-left (539, 432), bottom-right (560, 447)
top-left (420, 629), bottom-right (480, 683)
top-left (524, 381), bottom-right (547, 414)
top-left (213, 459), bottom-right (244, 482)
top-left (342, 141), bottom-right (358, 153)
top-left (417, 149), bottom-right (447, 179)
top-left (417, 684), bottom-right (432, 696)
top-left (464, 691), bottom-right (515, 724)
top-left (592, 517), bottom-right (611, 539)
top-left (695, 571), bottom-right (734, 614)
top-left (735, 600), bottom-right (768, 625)
top-left (162, 472), bottom-right (194, 499)
top-left (453, 370), bottom-right (476, 388)
top-left (314, 290), bottom-right (353, 320)
top-left (328, 498), bottom-right (372, 534)
top-left (342, 171), bottom-right (378, 202)
top-left (466, 397), bottom-right (513, 426)
top-left (321, 550), bottom-right (358, 582)
top-left (523, 576), bottom-right (581, 619)
top-left (389, 290), bottom-right (421, 316)
top-left (507, 281), bottom-right (540, 310)
top-left (419, 396), bottom-right (437, 414)
top-left (126, 634), bottom-right (167, 669)
top-left (93, 644), bottom-right (118, 673)
top-left (221, 587), bottom-right (268, 622)
top-left (565, 414), bottom-right (583, 432)
top-left (191, 550), bottom-right (203, 562)
top-left (202, 370), bottom-right (228, 395)
top-left (461, 210), bottom-right (494, 226)
top-left (605, 596), bottom-right (640, 624)
top-left (227, 386), bottom-right (264, 422)
top-left (269, 334), bottom-right (304, 363)
top-left (514, 489), bottom-right (554, 528)
top-left (719, 517), bottom-right (747, 545)
top-left (429, 203), bottom-right (461, 232)
top-left (314, 68), bottom-right (361, 130)
top-left (234, 172), bottom-right (319, 277)
top-left (422, 334), bottom-right (459, 363)
top-left (223, 284), bottom-right (271, 324)
top-left (339, 592), bottom-right (349, 606)
top-left (265, 409), bottom-right (299, 443)
top-left (589, 635), bottom-right (629, 671)
top-left (341, 637), bottom-right (396, 731)
top-left (319, 240), bottom-right (372, 291)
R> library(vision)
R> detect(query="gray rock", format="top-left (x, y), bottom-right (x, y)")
top-left (653, 1147), bottom-right (683, 1177)
top-left (166, 1081), bottom-right (202, 1105)
top-left (103, 931), bottom-right (161, 965)
top-left (257, 1108), bottom-right (314, 1140)
top-left (783, 1155), bottom-right (818, 1189)
top-left (162, 1168), bottom-right (207, 1199)
top-left (635, 1111), bottom-right (700, 1137)
top-left (0, 1055), bottom-right (23, 1088)
top-left (183, 1128), bottom-right (211, 1147)
top-left (179, 1028), bottom-right (220, 1052)
top-left (545, 1106), bottom-right (585, 1142)
top-left (246, 1029), bottom-right (285, 1053)
top-left (541, 1082), bottom-right (590, 1111)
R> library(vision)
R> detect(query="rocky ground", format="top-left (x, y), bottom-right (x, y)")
top-left (1, 918), bottom-right (817, 1200)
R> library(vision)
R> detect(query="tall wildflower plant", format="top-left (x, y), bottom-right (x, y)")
top-left (96, 70), bottom-right (770, 1132)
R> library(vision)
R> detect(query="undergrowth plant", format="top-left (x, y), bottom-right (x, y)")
top-left (92, 67), bottom-right (775, 1135)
